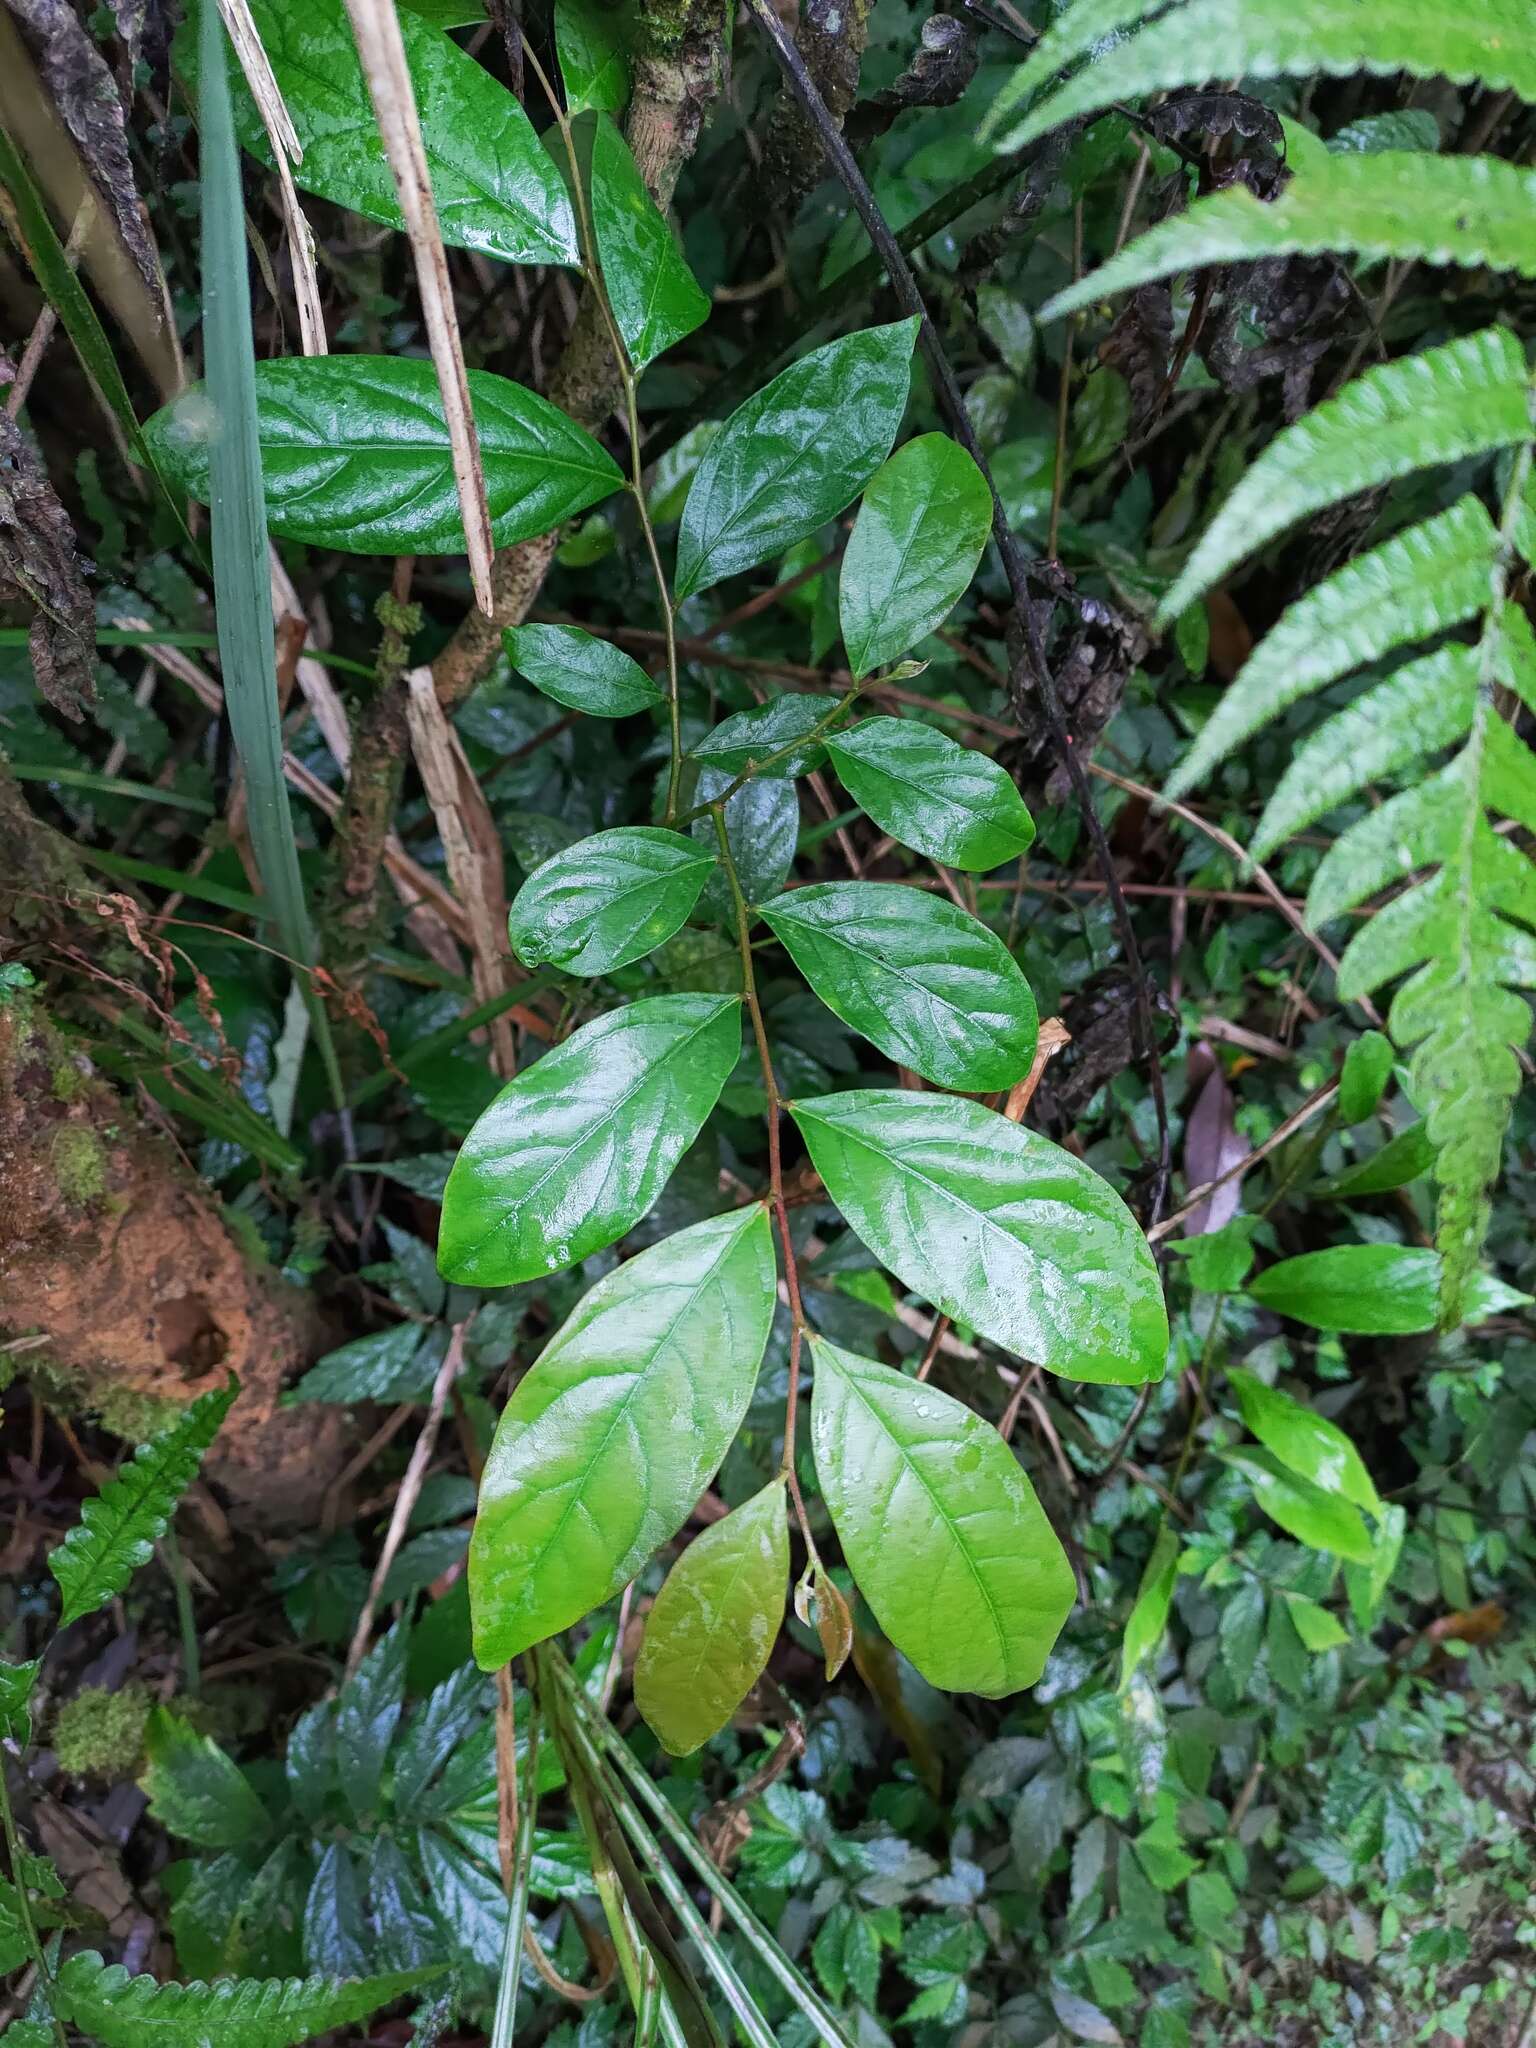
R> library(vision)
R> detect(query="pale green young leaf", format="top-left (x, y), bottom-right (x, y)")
top-left (50, 1380), bottom-right (237, 1626)
top-left (761, 882), bottom-right (1038, 1091)
top-left (824, 717), bottom-right (1035, 871)
top-left (809, 1339), bottom-right (1075, 1696)
top-left (984, 0), bottom-right (1536, 152)
top-left (437, 993), bottom-right (742, 1285)
top-left (634, 1479), bottom-right (788, 1755)
top-left (675, 318), bottom-right (920, 599)
top-left (1250, 645), bottom-right (1479, 859)
top-left (1217, 1448), bottom-right (1374, 1563)
top-left (1168, 497), bottom-right (1495, 797)
top-left (146, 357), bottom-right (622, 557)
top-left (790, 1091), bottom-right (1167, 1384)
top-left (469, 1207), bottom-right (777, 1667)
top-left (509, 827), bottom-right (715, 975)
top-left (1119, 1525), bottom-right (1179, 1690)
top-left (504, 623), bottom-right (664, 716)
top-left (839, 434), bottom-right (992, 678)
top-left (188, 0), bottom-right (578, 267)
top-left (1284, 1594), bottom-right (1350, 1652)
top-left (588, 115), bottom-right (709, 371)
top-left (143, 1707), bottom-right (270, 1851)
top-left (53, 1949), bottom-right (439, 2048)
top-left (1344, 1503), bottom-right (1407, 1625)
top-left (1226, 1367), bottom-right (1382, 1518)
top-left (1246, 1244), bottom-right (1526, 1334)
top-left (1151, 326), bottom-right (1530, 627)
top-left (556, 0), bottom-right (629, 112)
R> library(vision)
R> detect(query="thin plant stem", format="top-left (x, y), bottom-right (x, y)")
top-left (490, 1685), bottom-right (541, 2048)
top-left (709, 806), bottom-right (820, 1556)
top-left (521, 43), bottom-right (685, 820)
top-left (0, 1756), bottom-right (68, 2048)
top-left (1047, 199), bottom-right (1082, 560)
top-left (675, 684), bottom-right (864, 826)
top-left (161, 1527), bottom-right (200, 1697)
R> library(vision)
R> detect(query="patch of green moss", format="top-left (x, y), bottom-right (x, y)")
top-left (25, 1348), bottom-right (181, 1444)
top-left (52, 1125), bottom-right (105, 1205)
top-left (53, 1683), bottom-right (153, 1778)
top-left (50, 1055), bottom-right (88, 1103)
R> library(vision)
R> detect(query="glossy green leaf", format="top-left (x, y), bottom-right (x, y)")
top-left (824, 718), bottom-right (1035, 872)
top-left (1284, 1594), bottom-right (1350, 1652)
top-left (691, 696), bottom-right (831, 779)
top-left (634, 1479), bottom-right (788, 1755)
top-left (509, 828), bottom-right (715, 975)
top-left (1338, 1030), bottom-right (1397, 1125)
top-left (1217, 1448), bottom-right (1374, 1563)
top-left (288, 1321), bottom-right (433, 1405)
top-left (143, 1707), bottom-right (269, 1851)
top-left (809, 1338), bottom-right (1075, 1695)
top-left (674, 318), bottom-right (920, 599)
top-left (0, 1660), bottom-right (38, 1745)
top-left (50, 1380), bottom-right (237, 1627)
top-left (1319, 1121), bottom-right (1436, 1199)
top-left (503, 623), bottom-right (663, 716)
top-left (1246, 1244), bottom-right (1526, 1334)
top-left (1226, 1367), bottom-right (1382, 1519)
top-left (469, 1206), bottom-right (777, 1666)
top-left (556, 0), bottom-right (629, 112)
top-left (1119, 1525), bottom-right (1179, 1690)
top-left (145, 357), bottom-right (621, 556)
top-left (692, 770), bottom-right (799, 915)
top-left (438, 993), bottom-right (742, 1285)
top-left (589, 115), bottom-right (709, 371)
top-left (789, 1091), bottom-right (1167, 1384)
top-left (840, 434), bottom-right (992, 678)
top-left (760, 882), bottom-right (1038, 1091)
top-left (190, 0), bottom-right (577, 268)
top-left (53, 1949), bottom-right (439, 2048)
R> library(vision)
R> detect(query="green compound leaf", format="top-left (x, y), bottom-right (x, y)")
top-left (1225, 1367), bottom-right (1382, 1519)
top-left (50, 1379), bottom-right (237, 1627)
top-left (1166, 494), bottom-right (1494, 797)
top-left (1045, 157), bottom-right (1536, 329)
top-left (675, 318), bottom-right (920, 600)
top-left (438, 993), bottom-right (742, 1286)
top-left (145, 356), bottom-right (621, 556)
top-left (1151, 326), bottom-right (1530, 627)
top-left (840, 434), bottom-right (992, 678)
top-left (53, 1948), bottom-right (440, 2048)
top-left (790, 1091), bottom-right (1167, 1384)
top-left (1217, 1448), bottom-right (1374, 1563)
top-left (503, 623), bottom-right (664, 716)
top-left (985, 0), bottom-right (1536, 153)
top-left (1246, 1244), bottom-right (1527, 1334)
top-left (824, 717), bottom-right (1035, 871)
top-left (588, 114), bottom-right (709, 371)
top-left (634, 1478), bottom-right (788, 1755)
top-left (760, 882), bottom-right (1038, 1092)
top-left (809, 1338), bottom-right (1074, 1696)
top-left (190, 0), bottom-right (577, 268)
top-left (469, 1207), bottom-right (777, 1667)
top-left (509, 827), bottom-right (715, 975)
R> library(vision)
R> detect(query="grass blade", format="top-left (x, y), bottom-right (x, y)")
top-left (197, 0), bottom-right (343, 1105)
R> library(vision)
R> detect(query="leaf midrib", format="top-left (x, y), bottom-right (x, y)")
top-left (830, 1358), bottom-right (1011, 1684)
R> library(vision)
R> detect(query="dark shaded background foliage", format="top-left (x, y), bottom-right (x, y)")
top-left (2, 1), bottom-right (1536, 2044)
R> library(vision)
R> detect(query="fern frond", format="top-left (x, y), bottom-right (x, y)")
top-left (1042, 154), bottom-right (1536, 324)
top-left (1155, 326), bottom-right (1530, 625)
top-left (1167, 497), bottom-right (1496, 798)
top-left (49, 1379), bottom-right (237, 1627)
top-left (52, 1952), bottom-right (440, 2048)
top-left (1250, 648), bottom-right (1480, 860)
top-left (984, 0), bottom-right (1536, 152)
